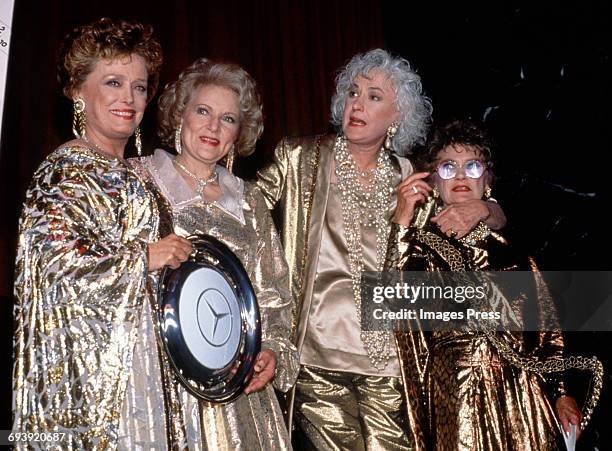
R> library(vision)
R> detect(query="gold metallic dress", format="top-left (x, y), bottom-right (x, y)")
top-left (130, 149), bottom-right (299, 450)
top-left (13, 145), bottom-right (298, 450)
top-left (386, 216), bottom-right (566, 451)
top-left (13, 145), bottom-right (160, 449)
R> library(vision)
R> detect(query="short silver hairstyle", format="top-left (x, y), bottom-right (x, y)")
top-left (330, 48), bottom-right (433, 156)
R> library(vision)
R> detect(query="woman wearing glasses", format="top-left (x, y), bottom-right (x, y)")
top-left (385, 119), bottom-right (589, 450)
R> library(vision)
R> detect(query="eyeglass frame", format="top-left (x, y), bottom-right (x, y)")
top-left (434, 158), bottom-right (488, 180)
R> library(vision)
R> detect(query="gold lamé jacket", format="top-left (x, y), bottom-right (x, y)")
top-left (256, 134), bottom-right (413, 426)
top-left (385, 211), bottom-right (566, 450)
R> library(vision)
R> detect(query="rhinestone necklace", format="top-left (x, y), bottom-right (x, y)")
top-left (334, 134), bottom-right (395, 371)
top-left (173, 159), bottom-right (218, 197)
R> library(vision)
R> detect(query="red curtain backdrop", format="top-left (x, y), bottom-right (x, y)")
top-left (0, 0), bottom-right (384, 297)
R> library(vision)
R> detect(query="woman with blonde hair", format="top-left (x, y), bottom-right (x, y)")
top-left (130, 57), bottom-right (298, 450)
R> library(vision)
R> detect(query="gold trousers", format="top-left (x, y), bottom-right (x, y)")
top-left (293, 365), bottom-right (411, 451)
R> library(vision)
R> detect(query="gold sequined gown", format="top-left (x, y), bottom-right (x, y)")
top-left (386, 215), bottom-right (565, 451)
top-left (13, 145), bottom-right (298, 450)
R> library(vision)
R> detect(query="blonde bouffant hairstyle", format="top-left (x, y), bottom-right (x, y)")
top-left (158, 58), bottom-right (264, 157)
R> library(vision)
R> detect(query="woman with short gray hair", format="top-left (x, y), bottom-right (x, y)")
top-left (330, 48), bottom-right (432, 155)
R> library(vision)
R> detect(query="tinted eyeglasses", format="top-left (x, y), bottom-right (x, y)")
top-left (436, 159), bottom-right (487, 180)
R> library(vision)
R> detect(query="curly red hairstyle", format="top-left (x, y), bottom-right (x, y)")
top-left (57, 17), bottom-right (163, 102)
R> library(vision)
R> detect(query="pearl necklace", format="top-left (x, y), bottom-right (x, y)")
top-left (334, 134), bottom-right (395, 371)
top-left (173, 159), bottom-right (218, 197)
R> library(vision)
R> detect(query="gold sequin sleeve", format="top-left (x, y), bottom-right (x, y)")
top-left (13, 146), bottom-right (158, 449)
top-left (386, 222), bottom-right (417, 271)
top-left (245, 183), bottom-right (299, 392)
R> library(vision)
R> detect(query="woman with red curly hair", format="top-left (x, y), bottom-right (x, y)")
top-left (12, 18), bottom-right (192, 449)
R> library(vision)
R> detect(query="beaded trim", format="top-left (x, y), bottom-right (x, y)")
top-left (460, 221), bottom-right (491, 246)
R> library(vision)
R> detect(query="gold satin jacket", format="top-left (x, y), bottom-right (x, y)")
top-left (256, 134), bottom-right (413, 426)
top-left (257, 134), bottom-right (412, 351)
top-left (256, 134), bottom-right (329, 344)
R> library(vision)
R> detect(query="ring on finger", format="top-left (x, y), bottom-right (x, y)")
top-left (412, 185), bottom-right (418, 194)
top-left (449, 229), bottom-right (458, 238)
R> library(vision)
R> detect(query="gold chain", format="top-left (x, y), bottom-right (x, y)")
top-left (417, 229), bottom-right (468, 271)
top-left (485, 331), bottom-right (603, 430)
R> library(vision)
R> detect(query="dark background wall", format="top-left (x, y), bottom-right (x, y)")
top-left (1, 0), bottom-right (610, 448)
top-left (383, 3), bottom-right (612, 448)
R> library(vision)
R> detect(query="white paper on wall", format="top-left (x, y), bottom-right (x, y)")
top-left (0, 0), bottom-right (15, 149)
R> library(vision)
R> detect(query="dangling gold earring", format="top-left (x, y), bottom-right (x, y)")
top-left (385, 121), bottom-right (399, 150)
top-left (225, 145), bottom-right (235, 173)
top-left (135, 126), bottom-right (142, 156)
top-left (175, 122), bottom-right (182, 155)
top-left (484, 186), bottom-right (492, 199)
top-left (72, 98), bottom-right (86, 139)
top-left (432, 186), bottom-right (440, 199)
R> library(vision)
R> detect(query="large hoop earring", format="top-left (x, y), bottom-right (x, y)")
top-left (385, 121), bottom-right (399, 150)
top-left (135, 126), bottom-right (142, 156)
top-left (225, 145), bottom-right (235, 173)
top-left (72, 98), bottom-right (86, 139)
top-left (174, 122), bottom-right (182, 155)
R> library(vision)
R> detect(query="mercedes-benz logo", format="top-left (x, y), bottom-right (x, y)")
top-left (196, 288), bottom-right (233, 347)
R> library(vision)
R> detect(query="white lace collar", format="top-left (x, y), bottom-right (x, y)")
top-left (148, 148), bottom-right (245, 225)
